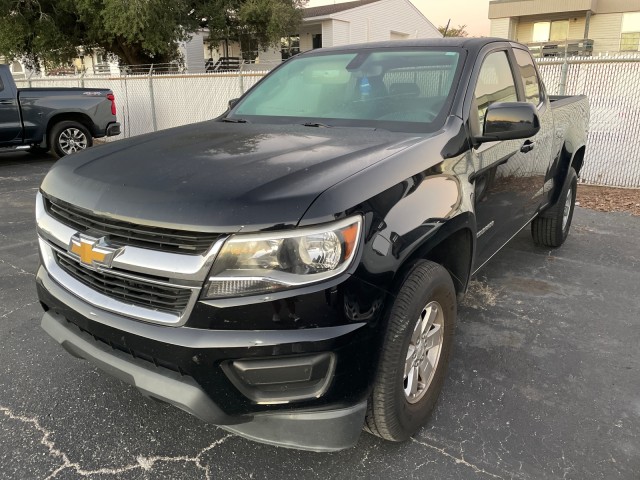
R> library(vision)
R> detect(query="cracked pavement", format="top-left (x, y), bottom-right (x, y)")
top-left (1, 151), bottom-right (639, 479)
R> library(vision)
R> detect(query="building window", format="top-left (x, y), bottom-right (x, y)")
top-left (532, 20), bottom-right (569, 42)
top-left (621, 12), bottom-right (640, 51)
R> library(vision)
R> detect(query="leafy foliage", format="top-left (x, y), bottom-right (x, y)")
top-left (438, 24), bottom-right (469, 38)
top-left (0, 0), bottom-right (305, 69)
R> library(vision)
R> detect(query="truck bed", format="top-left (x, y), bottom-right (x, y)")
top-left (549, 94), bottom-right (588, 109)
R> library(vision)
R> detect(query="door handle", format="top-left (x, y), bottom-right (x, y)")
top-left (520, 141), bottom-right (535, 153)
top-left (0, 100), bottom-right (13, 105)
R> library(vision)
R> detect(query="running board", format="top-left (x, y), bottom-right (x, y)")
top-left (0, 145), bottom-right (32, 152)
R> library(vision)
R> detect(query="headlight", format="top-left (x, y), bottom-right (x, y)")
top-left (202, 216), bottom-right (362, 299)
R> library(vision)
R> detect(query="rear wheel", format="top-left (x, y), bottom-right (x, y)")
top-left (49, 121), bottom-right (93, 158)
top-left (365, 260), bottom-right (456, 441)
top-left (531, 167), bottom-right (578, 247)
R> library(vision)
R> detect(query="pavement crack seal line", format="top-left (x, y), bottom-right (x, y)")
top-left (410, 437), bottom-right (504, 479)
top-left (0, 406), bottom-right (233, 479)
top-left (0, 258), bottom-right (35, 277)
top-left (1, 301), bottom-right (38, 319)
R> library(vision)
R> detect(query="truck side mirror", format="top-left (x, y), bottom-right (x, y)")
top-left (228, 98), bottom-right (239, 109)
top-left (476, 102), bottom-right (540, 143)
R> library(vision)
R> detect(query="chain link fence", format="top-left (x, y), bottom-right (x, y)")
top-left (537, 56), bottom-right (640, 188)
top-left (15, 69), bottom-right (270, 140)
top-left (13, 57), bottom-right (640, 188)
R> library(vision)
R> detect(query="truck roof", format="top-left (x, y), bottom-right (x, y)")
top-left (314, 37), bottom-right (522, 54)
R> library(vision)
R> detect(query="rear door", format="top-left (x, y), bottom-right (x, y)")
top-left (512, 47), bottom-right (554, 217)
top-left (469, 48), bottom-right (542, 269)
top-left (0, 75), bottom-right (22, 143)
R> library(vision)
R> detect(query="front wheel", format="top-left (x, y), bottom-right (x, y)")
top-left (49, 121), bottom-right (93, 158)
top-left (365, 260), bottom-right (456, 442)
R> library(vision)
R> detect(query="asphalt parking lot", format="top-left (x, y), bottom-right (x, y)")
top-left (0, 151), bottom-right (639, 479)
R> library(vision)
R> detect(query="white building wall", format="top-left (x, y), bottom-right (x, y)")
top-left (300, 24), bottom-right (322, 51)
top-left (322, 20), bottom-right (334, 47)
top-left (590, 12), bottom-right (624, 54)
top-left (180, 31), bottom-right (206, 73)
top-left (491, 18), bottom-right (517, 39)
top-left (332, 20), bottom-right (351, 46)
top-left (301, 0), bottom-right (440, 49)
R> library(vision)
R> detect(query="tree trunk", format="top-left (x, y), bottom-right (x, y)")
top-left (104, 36), bottom-right (174, 66)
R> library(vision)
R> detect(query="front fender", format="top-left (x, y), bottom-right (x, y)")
top-left (301, 159), bottom-right (476, 294)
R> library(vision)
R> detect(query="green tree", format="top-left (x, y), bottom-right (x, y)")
top-left (0, 0), bottom-right (305, 69)
top-left (438, 24), bottom-right (469, 38)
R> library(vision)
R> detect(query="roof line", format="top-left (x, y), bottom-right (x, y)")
top-left (401, 0), bottom-right (442, 37)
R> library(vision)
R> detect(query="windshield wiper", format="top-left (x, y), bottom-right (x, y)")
top-left (302, 121), bottom-right (332, 128)
top-left (221, 117), bottom-right (248, 123)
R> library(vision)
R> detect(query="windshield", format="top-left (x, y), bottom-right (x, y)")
top-left (228, 48), bottom-right (463, 133)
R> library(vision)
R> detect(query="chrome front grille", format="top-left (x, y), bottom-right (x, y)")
top-left (44, 195), bottom-right (221, 255)
top-left (55, 252), bottom-right (192, 314)
top-left (36, 192), bottom-right (228, 326)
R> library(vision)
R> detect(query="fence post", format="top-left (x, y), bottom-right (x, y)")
top-left (559, 57), bottom-right (569, 96)
top-left (80, 71), bottom-right (85, 88)
top-left (238, 63), bottom-right (245, 95)
top-left (148, 64), bottom-right (158, 132)
top-left (27, 71), bottom-right (33, 88)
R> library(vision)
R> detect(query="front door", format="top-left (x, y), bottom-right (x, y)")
top-left (470, 50), bottom-right (543, 270)
top-left (312, 34), bottom-right (322, 49)
top-left (0, 77), bottom-right (22, 143)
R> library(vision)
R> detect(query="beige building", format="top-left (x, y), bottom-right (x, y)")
top-left (489, 0), bottom-right (640, 56)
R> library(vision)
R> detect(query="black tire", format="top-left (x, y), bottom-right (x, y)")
top-left (365, 260), bottom-right (456, 442)
top-left (49, 121), bottom-right (93, 158)
top-left (531, 167), bottom-right (578, 248)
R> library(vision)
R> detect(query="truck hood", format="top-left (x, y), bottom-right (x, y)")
top-left (40, 121), bottom-right (424, 232)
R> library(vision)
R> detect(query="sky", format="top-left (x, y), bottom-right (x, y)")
top-left (306, 0), bottom-right (492, 37)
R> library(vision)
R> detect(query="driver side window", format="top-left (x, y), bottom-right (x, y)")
top-left (474, 51), bottom-right (518, 132)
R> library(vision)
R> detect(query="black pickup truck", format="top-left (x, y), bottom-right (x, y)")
top-left (0, 65), bottom-right (120, 157)
top-left (35, 38), bottom-right (589, 451)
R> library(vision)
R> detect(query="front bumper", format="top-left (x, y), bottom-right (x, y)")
top-left (42, 311), bottom-right (366, 451)
top-left (37, 265), bottom-right (384, 451)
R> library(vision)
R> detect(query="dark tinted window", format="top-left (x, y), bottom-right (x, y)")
top-left (513, 48), bottom-right (541, 105)
top-left (474, 51), bottom-right (518, 130)
top-left (0, 77), bottom-right (4, 93)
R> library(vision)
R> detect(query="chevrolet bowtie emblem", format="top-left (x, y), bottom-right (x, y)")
top-left (68, 234), bottom-right (120, 268)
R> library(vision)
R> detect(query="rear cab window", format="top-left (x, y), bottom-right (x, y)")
top-left (513, 48), bottom-right (541, 106)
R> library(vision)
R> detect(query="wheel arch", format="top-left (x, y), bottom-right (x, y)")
top-left (46, 112), bottom-right (95, 147)
top-left (391, 213), bottom-right (476, 299)
top-left (571, 145), bottom-right (586, 177)
top-left (550, 142), bottom-right (586, 206)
